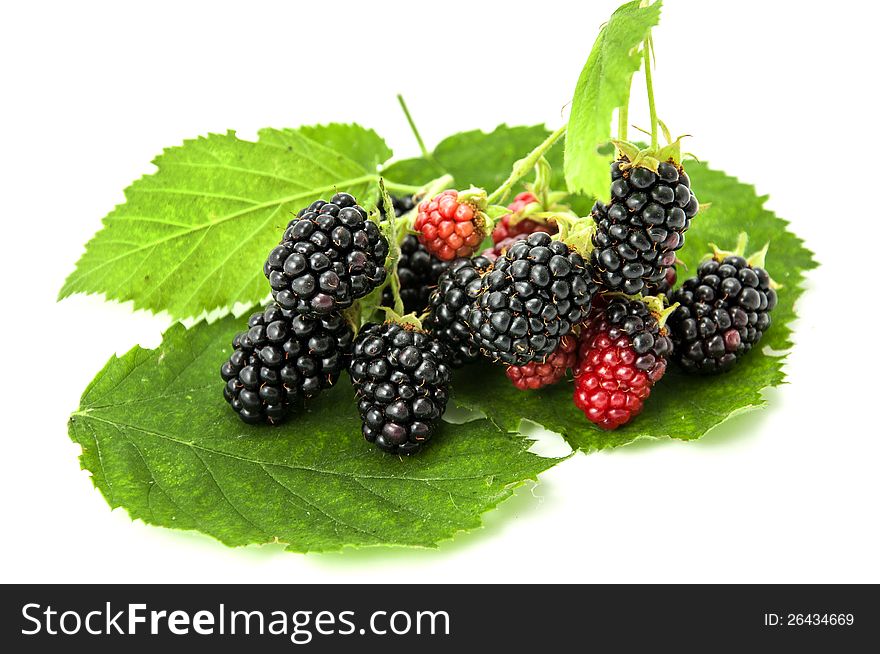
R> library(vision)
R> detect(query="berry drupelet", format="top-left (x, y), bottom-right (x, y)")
top-left (591, 158), bottom-right (698, 295)
top-left (573, 297), bottom-right (673, 429)
top-left (264, 193), bottom-right (388, 317)
top-left (506, 334), bottom-right (577, 390)
top-left (469, 231), bottom-right (596, 366)
top-left (221, 304), bottom-right (353, 424)
top-left (668, 244), bottom-right (777, 374)
top-left (645, 264), bottom-right (677, 296)
top-left (425, 255), bottom-right (493, 367)
top-left (349, 322), bottom-right (451, 454)
top-left (414, 189), bottom-right (486, 261)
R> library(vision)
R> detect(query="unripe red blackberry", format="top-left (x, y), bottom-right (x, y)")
top-left (506, 334), bottom-right (577, 390)
top-left (221, 305), bottom-right (353, 424)
top-left (264, 193), bottom-right (389, 317)
top-left (491, 192), bottom-right (557, 244)
top-left (349, 322), bottom-right (451, 454)
top-left (425, 255), bottom-right (493, 367)
top-left (591, 158), bottom-right (698, 295)
top-left (668, 244), bottom-right (777, 373)
top-left (469, 232), bottom-right (596, 366)
top-left (573, 297), bottom-right (673, 429)
top-left (414, 189), bottom-right (486, 261)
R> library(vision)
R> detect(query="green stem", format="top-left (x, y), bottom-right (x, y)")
top-left (643, 38), bottom-right (658, 150)
top-left (383, 180), bottom-right (423, 194)
top-left (487, 124), bottom-right (566, 205)
top-left (397, 94), bottom-right (431, 161)
top-left (618, 102), bottom-right (629, 142)
top-left (378, 179), bottom-right (405, 316)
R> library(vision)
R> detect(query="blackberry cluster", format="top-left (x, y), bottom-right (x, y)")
top-left (264, 193), bottom-right (388, 316)
top-left (573, 297), bottom-right (673, 429)
top-left (425, 256), bottom-right (493, 367)
top-left (591, 159), bottom-right (698, 295)
top-left (668, 255), bottom-right (777, 373)
top-left (349, 323), bottom-right (451, 454)
top-left (220, 305), bottom-right (353, 424)
top-left (469, 232), bottom-right (596, 366)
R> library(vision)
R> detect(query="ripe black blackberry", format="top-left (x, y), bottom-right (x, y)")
top-left (220, 305), bottom-right (353, 424)
top-left (264, 192), bottom-right (389, 316)
top-left (468, 232), bottom-right (596, 366)
top-left (645, 264), bottom-right (677, 296)
top-left (591, 157), bottom-right (698, 295)
top-left (349, 322), bottom-right (450, 454)
top-left (390, 235), bottom-right (452, 313)
top-left (668, 243), bottom-right (778, 373)
top-left (425, 255), bottom-right (493, 367)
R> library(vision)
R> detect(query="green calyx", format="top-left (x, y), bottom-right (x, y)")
top-left (551, 212), bottom-right (596, 256)
top-left (380, 307), bottom-right (425, 331)
top-left (707, 232), bottom-right (782, 289)
top-left (456, 186), bottom-right (494, 238)
top-left (611, 134), bottom-right (689, 173)
top-left (457, 186), bottom-right (489, 211)
top-left (503, 157), bottom-right (574, 231)
top-left (641, 294), bottom-right (679, 330)
top-left (602, 292), bottom-right (679, 330)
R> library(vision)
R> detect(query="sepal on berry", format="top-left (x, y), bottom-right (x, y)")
top-left (708, 233), bottom-right (781, 289)
top-left (611, 132), bottom-right (689, 173)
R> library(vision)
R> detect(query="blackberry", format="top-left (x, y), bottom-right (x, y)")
top-left (591, 158), bottom-right (698, 295)
top-left (468, 231), bottom-right (596, 366)
top-left (264, 192), bottom-right (388, 316)
top-left (425, 255), bottom-right (493, 367)
top-left (668, 248), bottom-right (777, 374)
top-left (482, 234), bottom-right (526, 261)
top-left (221, 305), bottom-right (353, 424)
top-left (415, 189), bottom-right (486, 260)
top-left (349, 322), bottom-right (451, 454)
top-left (645, 264), bottom-right (677, 296)
top-left (388, 235), bottom-right (451, 313)
top-left (573, 296), bottom-right (673, 429)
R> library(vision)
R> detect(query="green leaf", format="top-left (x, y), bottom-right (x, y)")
top-left (290, 123), bottom-right (392, 171)
top-left (382, 124), bottom-right (593, 215)
top-left (69, 316), bottom-right (560, 552)
top-left (454, 160), bottom-right (817, 451)
top-left (59, 127), bottom-right (389, 321)
top-left (563, 0), bottom-right (662, 200)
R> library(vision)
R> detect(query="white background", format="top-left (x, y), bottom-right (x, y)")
top-left (1, 0), bottom-right (878, 584)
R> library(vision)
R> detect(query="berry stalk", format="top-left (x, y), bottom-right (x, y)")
top-left (377, 178), bottom-right (406, 317)
top-left (396, 94), bottom-right (430, 160)
top-left (486, 124), bottom-right (567, 205)
top-left (643, 37), bottom-right (659, 150)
